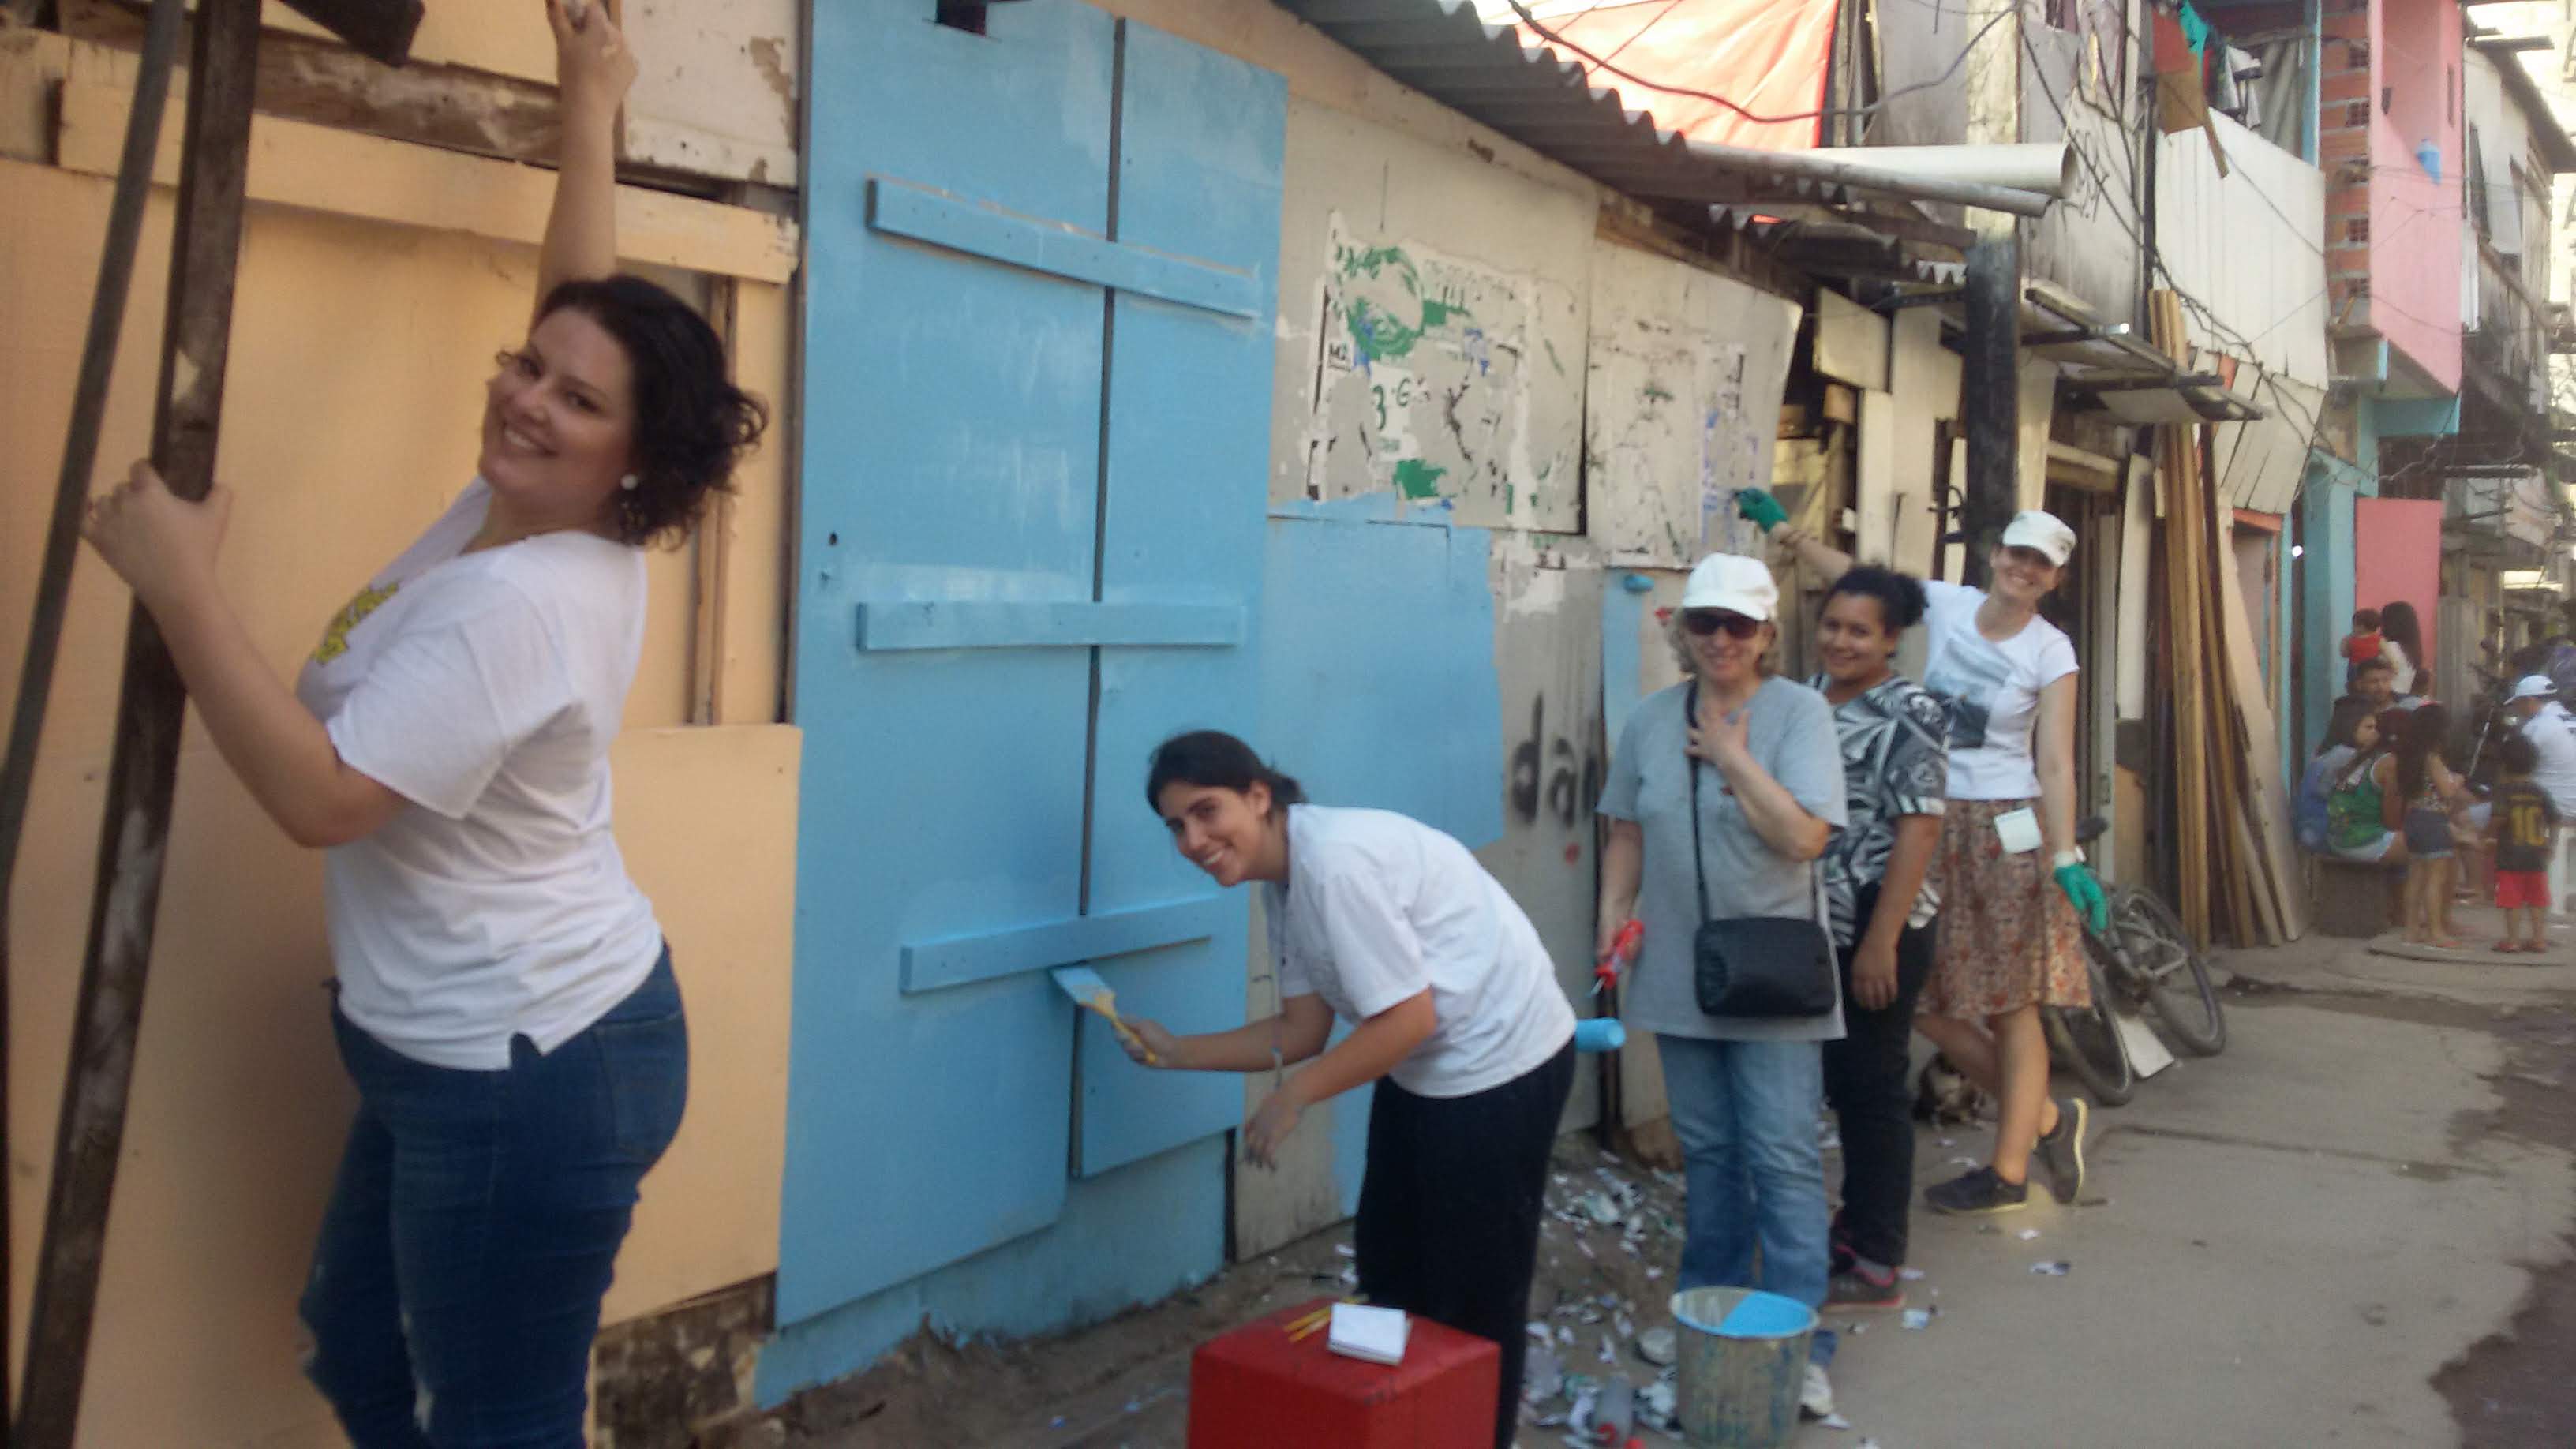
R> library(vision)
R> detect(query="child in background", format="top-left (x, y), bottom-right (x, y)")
top-left (2342, 608), bottom-right (2384, 684)
top-left (2486, 733), bottom-right (2559, 953)
top-left (2386, 705), bottom-right (2469, 949)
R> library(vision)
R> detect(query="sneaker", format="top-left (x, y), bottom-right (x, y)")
top-left (1825, 1265), bottom-right (1904, 1310)
top-left (1799, 1361), bottom-right (1837, 1420)
top-left (1924, 1165), bottom-right (2030, 1215)
top-left (2035, 1095), bottom-right (2090, 1204)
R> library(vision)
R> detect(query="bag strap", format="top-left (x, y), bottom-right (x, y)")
top-left (1687, 681), bottom-right (1712, 927)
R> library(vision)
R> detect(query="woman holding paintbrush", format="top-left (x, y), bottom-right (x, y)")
top-left (1121, 730), bottom-right (1576, 1449)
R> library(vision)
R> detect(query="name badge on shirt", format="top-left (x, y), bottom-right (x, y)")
top-left (1994, 807), bottom-right (2044, 855)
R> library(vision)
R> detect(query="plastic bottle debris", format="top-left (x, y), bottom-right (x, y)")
top-left (1597, 1334), bottom-right (1616, 1365)
top-left (2031, 1260), bottom-right (2072, 1276)
top-left (1638, 1376), bottom-right (1679, 1429)
top-left (1636, 1327), bottom-right (1678, 1366)
top-left (1582, 1193), bottom-right (1624, 1226)
top-left (1523, 1346), bottom-right (1564, 1402)
top-left (1559, 1324), bottom-right (1578, 1346)
top-left (2015, 1228), bottom-right (2041, 1241)
top-left (1529, 1322), bottom-right (1556, 1346)
top-left (1900, 1308), bottom-right (1934, 1330)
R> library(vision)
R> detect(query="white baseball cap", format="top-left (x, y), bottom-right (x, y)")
top-left (2509, 674), bottom-right (2555, 702)
top-left (1680, 552), bottom-right (1779, 621)
top-left (2001, 510), bottom-right (2077, 567)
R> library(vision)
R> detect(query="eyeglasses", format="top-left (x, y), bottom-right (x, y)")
top-left (1683, 610), bottom-right (1765, 639)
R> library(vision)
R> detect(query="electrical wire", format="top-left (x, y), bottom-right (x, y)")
top-left (1503, 0), bottom-right (2018, 127)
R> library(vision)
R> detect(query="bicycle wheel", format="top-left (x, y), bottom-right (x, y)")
top-left (2114, 889), bottom-right (2227, 1056)
top-left (2044, 958), bottom-right (2136, 1106)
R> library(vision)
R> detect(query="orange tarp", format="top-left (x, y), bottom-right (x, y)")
top-left (1515, 0), bottom-right (1841, 153)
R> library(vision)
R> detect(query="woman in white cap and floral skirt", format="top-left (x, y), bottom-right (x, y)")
top-left (1743, 500), bottom-right (2108, 1216)
top-left (1596, 551), bottom-right (1849, 1417)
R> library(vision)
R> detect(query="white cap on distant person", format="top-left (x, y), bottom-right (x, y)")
top-left (2001, 510), bottom-right (2077, 567)
top-left (1682, 552), bottom-right (1778, 622)
top-left (2510, 674), bottom-right (2556, 702)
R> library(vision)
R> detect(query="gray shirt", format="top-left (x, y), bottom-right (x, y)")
top-left (1599, 676), bottom-right (1849, 1043)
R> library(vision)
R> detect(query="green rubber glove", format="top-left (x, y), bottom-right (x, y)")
top-left (1735, 487), bottom-right (1788, 533)
top-left (2054, 860), bottom-right (2110, 934)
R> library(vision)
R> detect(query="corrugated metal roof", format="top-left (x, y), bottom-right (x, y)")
top-left (1276, 0), bottom-right (1941, 219)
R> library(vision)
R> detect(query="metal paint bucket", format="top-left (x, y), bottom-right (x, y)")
top-left (1668, 1286), bottom-right (1814, 1448)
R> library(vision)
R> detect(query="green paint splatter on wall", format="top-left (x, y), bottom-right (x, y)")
top-left (1336, 243), bottom-right (1413, 280)
top-left (1545, 339), bottom-right (1566, 376)
top-left (1394, 459), bottom-right (1449, 499)
top-left (1421, 298), bottom-right (1468, 331)
top-left (1505, 483), bottom-right (1517, 514)
top-left (1643, 382), bottom-right (1676, 402)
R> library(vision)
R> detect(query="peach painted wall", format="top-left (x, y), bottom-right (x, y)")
top-left (2368, 0), bottom-right (2464, 394)
top-left (2, 144), bottom-right (795, 1449)
top-left (2354, 497), bottom-right (2447, 680)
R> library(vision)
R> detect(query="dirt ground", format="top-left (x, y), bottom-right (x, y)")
top-left (761, 938), bottom-right (2576, 1449)
top-left (768, 1134), bottom-right (1851, 1447)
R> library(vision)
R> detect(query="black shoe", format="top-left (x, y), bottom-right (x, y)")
top-left (2035, 1095), bottom-right (2089, 1204)
top-left (1925, 1165), bottom-right (2029, 1215)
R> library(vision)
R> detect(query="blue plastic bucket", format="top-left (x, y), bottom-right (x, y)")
top-left (1668, 1286), bottom-right (1816, 1448)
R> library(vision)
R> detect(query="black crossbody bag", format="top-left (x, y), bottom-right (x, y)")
top-left (1686, 683), bottom-right (1837, 1019)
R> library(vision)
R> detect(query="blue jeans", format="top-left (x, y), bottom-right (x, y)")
top-left (302, 949), bottom-right (687, 1447)
top-left (1655, 1034), bottom-right (1836, 1367)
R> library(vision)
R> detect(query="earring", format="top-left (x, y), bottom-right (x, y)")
top-left (620, 474), bottom-right (640, 491)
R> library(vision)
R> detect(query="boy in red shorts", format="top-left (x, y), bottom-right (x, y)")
top-left (2487, 734), bottom-right (2559, 953)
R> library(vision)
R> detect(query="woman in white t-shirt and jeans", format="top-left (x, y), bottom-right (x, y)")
top-left (1751, 502), bottom-right (2107, 1217)
top-left (79, 7), bottom-right (763, 1443)
top-left (1124, 731), bottom-right (1577, 1449)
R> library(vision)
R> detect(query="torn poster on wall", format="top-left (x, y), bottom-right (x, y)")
top-left (1585, 320), bottom-right (1760, 566)
top-left (1303, 216), bottom-right (1578, 530)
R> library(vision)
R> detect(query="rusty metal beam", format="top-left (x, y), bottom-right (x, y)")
top-left (0, 0), bottom-right (189, 1417)
top-left (13, 0), bottom-right (261, 1441)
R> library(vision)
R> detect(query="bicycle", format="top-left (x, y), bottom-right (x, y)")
top-left (2041, 817), bottom-right (2227, 1107)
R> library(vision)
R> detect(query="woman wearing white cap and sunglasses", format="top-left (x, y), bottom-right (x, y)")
top-left (1743, 496), bottom-right (2107, 1216)
top-left (1596, 552), bottom-right (1849, 1417)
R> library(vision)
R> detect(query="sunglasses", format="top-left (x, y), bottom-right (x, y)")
top-left (1683, 610), bottom-right (1765, 639)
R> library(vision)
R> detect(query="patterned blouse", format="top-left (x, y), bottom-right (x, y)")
top-left (1807, 672), bottom-right (1952, 948)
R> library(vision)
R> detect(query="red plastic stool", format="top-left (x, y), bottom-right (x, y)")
top-left (1186, 1297), bottom-right (1498, 1448)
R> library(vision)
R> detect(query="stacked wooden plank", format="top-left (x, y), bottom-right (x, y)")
top-left (2149, 292), bottom-right (2308, 948)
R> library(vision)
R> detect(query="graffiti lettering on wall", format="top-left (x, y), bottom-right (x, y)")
top-left (1305, 216), bottom-right (1574, 525)
top-left (1585, 320), bottom-right (1758, 567)
top-left (1508, 695), bottom-right (1606, 835)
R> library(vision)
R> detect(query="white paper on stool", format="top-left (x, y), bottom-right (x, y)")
top-left (1328, 1304), bottom-right (1410, 1365)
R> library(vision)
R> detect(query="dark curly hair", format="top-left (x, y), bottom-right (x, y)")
top-left (537, 275), bottom-right (769, 547)
top-left (1822, 564), bottom-right (1929, 633)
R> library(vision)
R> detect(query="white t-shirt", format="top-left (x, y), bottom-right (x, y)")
top-left (2522, 701), bottom-right (2576, 816)
top-left (2381, 638), bottom-right (2416, 695)
top-left (1264, 805), bottom-right (1575, 1098)
top-left (1919, 580), bottom-right (2080, 801)
top-left (293, 479), bottom-right (664, 1069)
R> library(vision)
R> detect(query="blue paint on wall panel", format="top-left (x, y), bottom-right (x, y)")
top-left (1258, 511), bottom-right (1504, 847)
top-left (756, 1138), bottom-right (1229, 1407)
top-left (868, 177), bottom-right (1264, 320)
top-left (1076, 23), bottom-right (1282, 1178)
top-left (784, 0), bottom-right (1114, 1324)
top-left (782, 1), bottom-right (1284, 1383)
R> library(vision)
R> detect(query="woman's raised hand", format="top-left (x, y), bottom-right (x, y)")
top-left (548, 0), bottom-right (636, 114)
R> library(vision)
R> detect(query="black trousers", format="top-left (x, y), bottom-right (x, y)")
top-left (1821, 882), bottom-right (1935, 1270)
top-left (1354, 1037), bottom-right (1576, 1449)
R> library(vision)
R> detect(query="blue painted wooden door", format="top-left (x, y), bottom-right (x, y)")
top-left (786, 4), bottom-right (1283, 1324)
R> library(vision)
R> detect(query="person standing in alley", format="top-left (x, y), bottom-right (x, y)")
top-left (2387, 704), bottom-right (2472, 949)
top-left (2501, 674), bottom-right (2576, 918)
top-left (80, 6), bottom-right (764, 1443)
top-left (1746, 495), bottom-right (2102, 1216)
top-left (1120, 731), bottom-right (1575, 1449)
top-left (1595, 552), bottom-right (1849, 1418)
top-left (1804, 567), bottom-right (1949, 1310)
top-left (2484, 734), bottom-right (2559, 953)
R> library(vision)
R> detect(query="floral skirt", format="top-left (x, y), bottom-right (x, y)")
top-left (1919, 799), bottom-right (2092, 1019)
